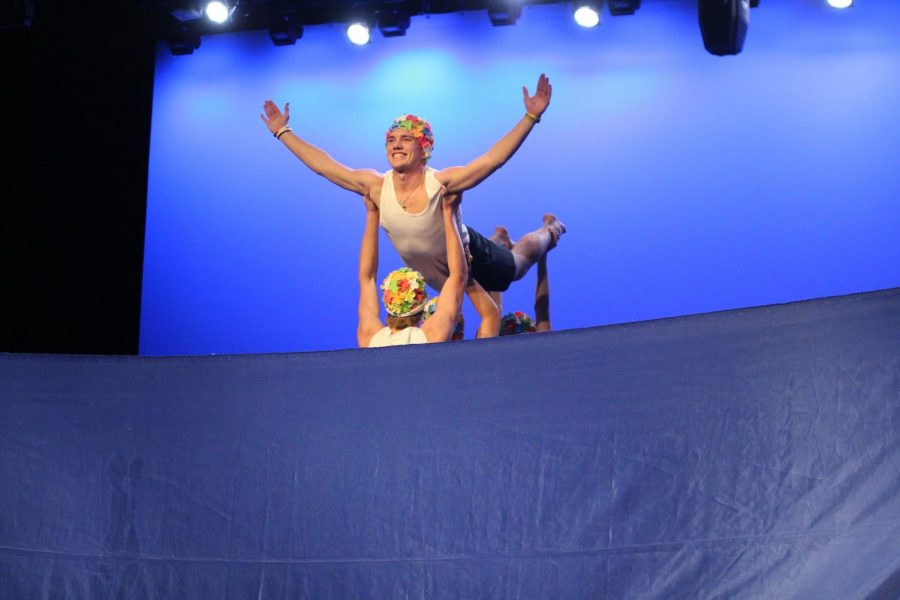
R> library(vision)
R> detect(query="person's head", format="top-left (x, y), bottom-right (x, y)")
top-left (385, 114), bottom-right (434, 170)
top-left (422, 296), bottom-right (465, 341)
top-left (500, 311), bottom-right (537, 336)
top-left (381, 267), bottom-right (429, 331)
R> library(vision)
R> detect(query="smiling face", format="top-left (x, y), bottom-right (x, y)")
top-left (384, 114), bottom-right (434, 172)
top-left (386, 130), bottom-right (425, 172)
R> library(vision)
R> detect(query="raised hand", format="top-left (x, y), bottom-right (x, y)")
top-left (260, 99), bottom-right (290, 135)
top-left (363, 192), bottom-right (378, 213)
top-left (441, 187), bottom-right (462, 211)
top-left (522, 73), bottom-right (552, 119)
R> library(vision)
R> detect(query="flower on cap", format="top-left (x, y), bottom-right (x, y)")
top-left (385, 114), bottom-right (435, 161)
top-left (381, 268), bottom-right (429, 317)
top-left (500, 311), bottom-right (537, 336)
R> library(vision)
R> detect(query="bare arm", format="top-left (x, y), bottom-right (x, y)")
top-left (357, 196), bottom-right (385, 347)
top-left (421, 193), bottom-right (468, 343)
top-left (435, 74), bottom-right (552, 194)
top-left (534, 255), bottom-right (551, 332)
top-left (262, 100), bottom-right (382, 197)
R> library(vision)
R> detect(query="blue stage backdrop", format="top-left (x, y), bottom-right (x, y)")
top-left (140, 1), bottom-right (900, 355)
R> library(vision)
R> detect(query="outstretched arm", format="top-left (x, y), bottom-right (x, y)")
top-left (534, 255), bottom-right (551, 332)
top-left (435, 74), bottom-right (552, 194)
top-left (422, 192), bottom-right (468, 343)
top-left (262, 100), bottom-right (383, 197)
top-left (357, 196), bottom-right (385, 347)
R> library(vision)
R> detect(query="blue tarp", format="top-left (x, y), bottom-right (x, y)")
top-left (2, 289), bottom-right (899, 598)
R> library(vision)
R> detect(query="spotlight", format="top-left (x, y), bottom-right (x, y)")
top-left (698, 0), bottom-right (750, 56)
top-left (378, 4), bottom-right (411, 37)
top-left (826, 0), bottom-right (853, 8)
top-left (167, 26), bottom-right (202, 55)
top-left (608, 0), bottom-right (641, 16)
top-left (573, 2), bottom-right (601, 28)
top-left (269, 13), bottom-right (303, 46)
top-left (347, 22), bottom-right (371, 45)
top-left (170, 3), bottom-right (202, 22)
top-left (487, 0), bottom-right (522, 26)
top-left (204, 1), bottom-right (234, 24)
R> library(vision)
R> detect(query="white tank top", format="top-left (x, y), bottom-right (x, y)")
top-left (368, 326), bottom-right (428, 347)
top-left (380, 168), bottom-right (468, 291)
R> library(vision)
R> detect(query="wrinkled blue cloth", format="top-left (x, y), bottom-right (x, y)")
top-left (2, 289), bottom-right (899, 599)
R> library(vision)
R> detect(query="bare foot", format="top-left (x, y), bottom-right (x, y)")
top-left (490, 225), bottom-right (515, 250)
top-left (543, 213), bottom-right (566, 248)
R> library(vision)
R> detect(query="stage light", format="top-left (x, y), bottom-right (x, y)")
top-left (573, 2), bottom-right (601, 28)
top-left (170, 3), bottom-right (202, 22)
top-left (269, 13), bottom-right (303, 46)
top-left (167, 26), bottom-right (202, 55)
top-left (378, 4), bottom-right (411, 37)
top-left (205, 1), bottom-right (233, 24)
top-left (699, 0), bottom-right (750, 56)
top-left (487, 0), bottom-right (522, 26)
top-left (608, 0), bottom-right (641, 16)
top-left (827, 0), bottom-right (853, 8)
top-left (347, 22), bottom-right (371, 45)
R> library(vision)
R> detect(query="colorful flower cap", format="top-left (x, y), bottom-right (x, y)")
top-left (381, 268), bottom-right (429, 317)
top-left (422, 296), bottom-right (465, 341)
top-left (386, 114), bottom-right (434, 162)
top-left (500, 311), bottom-right (537, 336)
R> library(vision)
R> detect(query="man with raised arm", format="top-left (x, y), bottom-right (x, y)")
top-left (357, 192), bottom-right (466, 348)
top-left (261, 74), bottom-right (565, 337)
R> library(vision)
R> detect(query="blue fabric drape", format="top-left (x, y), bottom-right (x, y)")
top-left (2, 289), bottom-right (899, 598)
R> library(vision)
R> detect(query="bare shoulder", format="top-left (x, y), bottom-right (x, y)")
top-left (357, 320), bottom-right (384, 348)
top-left (434, 167), bottom-right (460, 186)
top-left (354, 168), bottom-right (384, 186)
top-left (421, 304), bottom-right (458, 343)
top-left (349, 169), bottom-right (384, 204)
top-left (435, 166), bottom-right (477, 194)
top-left (420, 317), bottom-right (447, 344)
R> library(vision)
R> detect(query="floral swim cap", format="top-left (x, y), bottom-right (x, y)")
top-left (422, 296), bottom-right (465, 341)
top-left (385, 114), bottom-right (434, 162)
top-left (500, 311), bottom-right (537, 336)
top-left (381, 268), bottom-right (429, 317)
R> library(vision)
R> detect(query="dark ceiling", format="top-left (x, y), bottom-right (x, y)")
top-left (3, 0), bottom-right (642, 40)
top-left (5, 1), bottom-right (561, 33)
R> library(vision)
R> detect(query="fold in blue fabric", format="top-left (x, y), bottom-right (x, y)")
top-left (1, 289), bottom-right (899, 599)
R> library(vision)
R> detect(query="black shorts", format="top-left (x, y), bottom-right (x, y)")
top-left (465, 225), bottom-right (516, 292)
